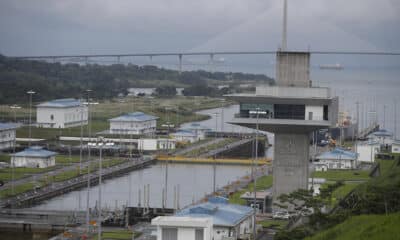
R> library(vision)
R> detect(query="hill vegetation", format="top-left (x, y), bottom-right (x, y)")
top-left (0, 55), bottom-right (273, 104)
top-left (305, 213), bottom-right (400, 240)
top-left (275, 158), bottom-right (400, 240)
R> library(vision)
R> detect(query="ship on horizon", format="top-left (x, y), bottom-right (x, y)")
top-left (319, 63), bottom-right (344, 70)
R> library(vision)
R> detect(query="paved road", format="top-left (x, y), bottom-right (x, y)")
top-left (199, 138), bottom-right (253, 158)
top-left (173, 138), bottom-right (225, 156)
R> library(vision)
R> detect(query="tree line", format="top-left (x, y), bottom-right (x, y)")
top-left (0, 55), bottom-right (273, 104)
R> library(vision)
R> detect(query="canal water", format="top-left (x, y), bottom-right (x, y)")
top-left (33, 163), bottom-right (251, 210)
top-left (32, 104), bottom-right (265, 211)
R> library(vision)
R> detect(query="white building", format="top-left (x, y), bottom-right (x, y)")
top-left (152, 216), bottom-right (213, 240)
top-left (183, 123), bottom-right (211, 141)
top-left (392, 140), bottom-right (400, 154)
top-left (36, 98), bottom-right (88, 128)
top-left (11, 146), bottom-right (56, 168)
top-left (0, 123), bottom-right (17, 150)
top-left (357, 141), bottom-right (380, 163)
top-left (174, 197), bottom-right (254, 240)
top-left (137, 138), bottom-right (176, 151)
top-left (315, 148), bottom-right (357, 171)
top-left (368, 129), bottom-right (394, 146)
top-left (128, 88), bottom-right (156, 96)
top-left (109, 112), bottom-right (158, 135)
top-left (172, 130), bottom-right (198, 143)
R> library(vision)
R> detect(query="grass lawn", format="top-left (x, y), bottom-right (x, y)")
top-left (0, 182), bottom-right (39, 198)
top-left (312, 170), bottom-right (370, 181)
top-left (377, 159), bottom-right (397, 175)
top-left (101, 230), bottom-right (141, 240)
top-left (259, 219), bottom-right (288, 230)
top-left (0, 154), bottom-right (11, 163)
top-left (56, 154), bottom-right (83, 165)
top-left (10, 96), bottom-right (229, 139)
top-left (229, 175), bottom-right (273, 205)
top-left (305, 213), bottom-right (400, 240)
top-left (0, 166), bottom-right (55, 182)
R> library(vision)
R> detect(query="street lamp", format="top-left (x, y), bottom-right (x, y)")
top-left (213, 112), bottom-right (219, 193)
top-left (27, 90), bottom-right (35, 146)
top-left (249, 107), bottom-right (264, 239)
top-left (9, 105), bottom-right (21, 199)
top-left (85, 89), bottom-right (92, 235)
top-left (10, 105), bottom-right (21, 122)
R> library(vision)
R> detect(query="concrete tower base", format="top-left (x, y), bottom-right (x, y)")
top-left (273, 133), bottom-right (309, 199)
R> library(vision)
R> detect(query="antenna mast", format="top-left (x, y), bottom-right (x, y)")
top-left (282, 0), bottom-right (288, 50)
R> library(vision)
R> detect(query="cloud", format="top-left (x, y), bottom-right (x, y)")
top-left (0, 0), bottom-right (399, 56)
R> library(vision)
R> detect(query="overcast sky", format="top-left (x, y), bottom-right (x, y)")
top-left (0, 0), bottom-right (399, 56)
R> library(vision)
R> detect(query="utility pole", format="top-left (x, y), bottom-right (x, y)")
top-left (395, 99), bottom-right (397, 140)
top-left (383, 105), bottom-right (387, 129)
top-left (27, 90), bottom-right (35, 146)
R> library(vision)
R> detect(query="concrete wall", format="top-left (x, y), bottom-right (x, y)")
top-left (392, 144), bottom-right (400, 154)
top-left (305, 106), bottom-right (324, 121)
top-left (276, 52), bottom-right (310, 87)
top-left (273, 133), bottom-right (309, 198)
top-left (357, 144), bottom-right (380, 163)
top-left (37, 106), bottom-right (88, 128)
top-left (11, 156), bottom-right (55, 168)
top-left (256, 86), bottom-right (330, 98)
top-left (0, 128), bottom-right (16, 150)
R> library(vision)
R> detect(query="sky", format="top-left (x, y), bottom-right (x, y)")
top-left (1, 0), bottom-right (399, 57)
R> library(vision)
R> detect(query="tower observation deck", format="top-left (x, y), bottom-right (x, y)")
top-left (226, 51), bottom-right (338, 199)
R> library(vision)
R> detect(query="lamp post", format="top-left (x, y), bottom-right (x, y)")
top-left (10, 105), bottom-right (21, 122)
top-left (97, 136), bottom-right (105, 240)
top-left (10, 105), bottom-right (20, 199)
top-left (85, 89), bottom-right (92, 235)
top-left (253, 108), bottom-right (260, 239)
top-left (220, 99), bottom-right (225, 133)
top-left (213, 112), bottom-right (219, 193)
top-left (27, 90), bottom-right (35, 146)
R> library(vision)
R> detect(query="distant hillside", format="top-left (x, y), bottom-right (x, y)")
top-left (305, 213), bottom-right (400, 240)
top-left (0, 55), bottom-right (273, 104)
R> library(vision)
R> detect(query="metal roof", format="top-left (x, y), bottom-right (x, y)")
top-left (13, 146), bottom-right (57, 158)
top-left (175, 197), bottom-right (253, 227)
top-left (37, 98), bottom-right (83, 108)
top-left (184, 123), bottom-right (211, 131)
top-left (0, 123), bottom-right (18, 131)
top-left (372, 129), bottom-right (393, 137)
top-left (172, 130), bottom-right (197, 137)
top-left (317, 147), bottom-right (357, 160)
top-left (109, 112), bottom-right (158, 122)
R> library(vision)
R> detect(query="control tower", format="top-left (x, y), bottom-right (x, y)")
top-left (226, 51), bottom-right (338, 198)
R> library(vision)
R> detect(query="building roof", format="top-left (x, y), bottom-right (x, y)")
top-left (109, 112), bottom-right (158, 122)
top-left (172, 129), bottom-right (197, 137)
top-left (0, 123), bottom-right (18, 131)
top-left (13, 146), bottom-right (57, 158)
top-left (317, 147), bottom-right (357, 161)
top-left (175, 197), bottom-right (253, 227)
top-left (372, 129), bottom-right (393, 137)
top-left (37, 98), bottom-right (83, 108)
top-left (240, 191), bottom-right (272, 200)
top-left (183, 123), bottom-right (211, 131)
